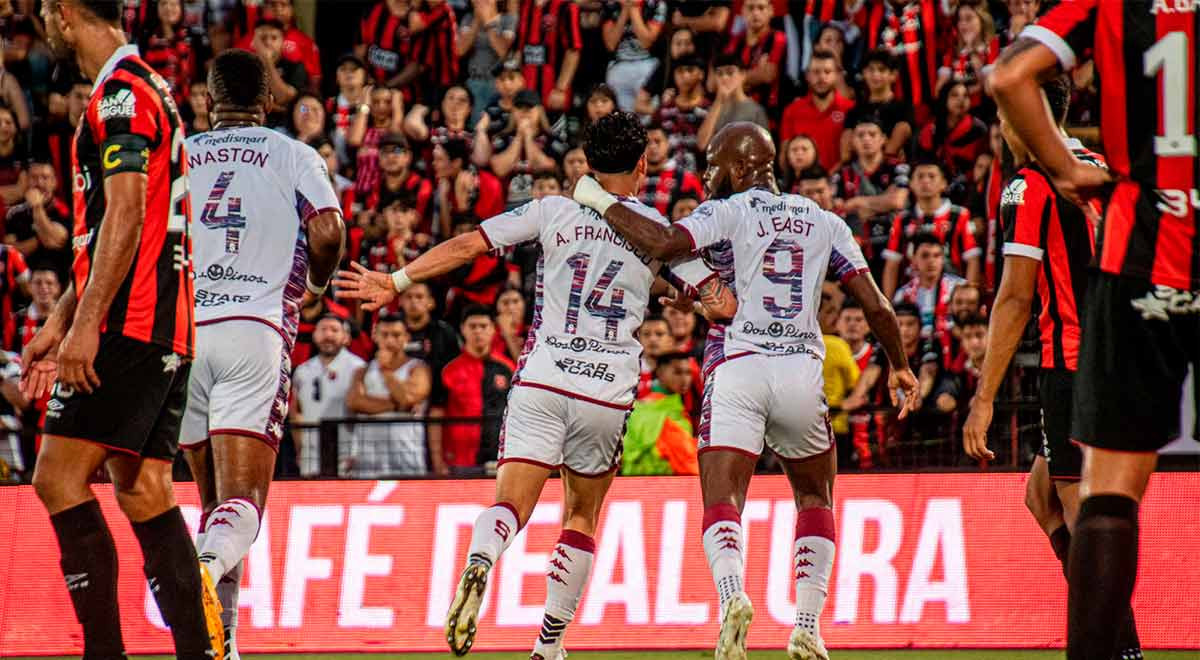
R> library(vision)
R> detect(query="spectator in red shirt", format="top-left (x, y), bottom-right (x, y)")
top-left (638, 123), bottom-right (704, 216)
top-left (10, 267), bottom-right (59, 353)
top-left (251, 18), bottom-right (312, 125)
top-left (258, 0), bottom-right (323, 88)
top-left (777, 134), bottom-right (818, 194)
top-left (412, 0), bottom-right (460, 105)
top-left (433, 137), bottom-right (504, 236)
top-left (430, 306), bottom-right (514, 474)
top-left (488, 90), bottom-right (566, 211)
top-left (137, 0), bottom-right (195, 107)
top-left (723, 0), bottom-right (787, 117)
top-left (367, 133), bottom-right (434, 232)
top-left (917, 80), bottom-right (988, 182)
top-left (515, 0), bottom-right (583, 113)
top-left (780, 50), bottom-right (854, 171)
top-left (356, 0), bottom-right (437, 103)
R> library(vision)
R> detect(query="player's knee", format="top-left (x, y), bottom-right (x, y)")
top-left (32, 463), bottom-right (72, 509)
top-left (113, 469), bottom-right (174, 519)
top-left (796, 492), bottom-right (832, 511)
top-left (1024, 478), bottom-right (1055, 527)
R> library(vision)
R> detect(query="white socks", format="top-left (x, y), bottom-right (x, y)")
top-left (701, 503), bottom-right (745, 615)
top-left (219, 560), bottom-right (243, 660)
top-left (793, 507), bottom-right (836, 634)
top-left (198, 498), bottom-right (261, 582)
top-left (466, 502), bottom-right (521, 568)
top-left (531, 530), bottom-right (595, 659)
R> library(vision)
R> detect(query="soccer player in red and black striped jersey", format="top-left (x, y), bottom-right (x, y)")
top-left (25, 2), bottom-right (218, 659)
top-left (515, 0), bottom-right (583, 113)
top-left (991, 2), bottom-right (1199, 656)
top-left (964, 76), bottom-right (1143, 660)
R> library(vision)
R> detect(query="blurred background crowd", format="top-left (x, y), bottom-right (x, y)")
top-left (0, 0), bottom-right (1092, 481)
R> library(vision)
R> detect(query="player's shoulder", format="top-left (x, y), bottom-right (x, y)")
top-left (1002, 168), bottom-right (1049, 207)
top-left (615, 195), bottom-right (670, 225)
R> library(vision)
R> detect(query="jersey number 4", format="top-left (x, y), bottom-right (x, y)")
top-left (565, 252), bottom-right (627, 342)
top-left (199, 170), bottom-right (248, 229)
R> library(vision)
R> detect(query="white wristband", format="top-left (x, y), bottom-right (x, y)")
top-left (306, 274), bottom-right (327, 296)
top-left (391, 267), bottom-right (414, 293)
top-left (572, 175), bottom-right (619, 215)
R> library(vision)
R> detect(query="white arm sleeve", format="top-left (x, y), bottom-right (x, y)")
top-left (675, 199), bottom-right (735, 251)
top-left (827, 211), bottom-right (871, 284)
top-left (478, 199), bottom-right (544, 249)
top-left (293, 145), bottom-right (342, 220)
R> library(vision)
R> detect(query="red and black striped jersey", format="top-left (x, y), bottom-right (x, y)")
top-left (723, 27), bottom-right (788, 112)
top-left (1027, 0), bottom-right (1199, 290)
top-left (799, 0), bottom-right (862, 23)
top-left (359, 2), bottom-right (419, 97)
top-left (516, 0), bottom-right (583, 103)
top-left (1001, 145), bottom-right (1106, 371)
top-left (884, 200), bottom-right (981, 276)
top-left (862, 0), bottom-right (940, 117)
top-left (415, 2), bottom-right (458, 94)
top-left (72, 46), bottom-right (194, 357)
top-left (637, 165), bottom-right (704, 216)
top-left (0, 245), bottom-right (28, 350)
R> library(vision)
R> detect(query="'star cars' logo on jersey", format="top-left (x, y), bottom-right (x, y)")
top-left (1001, 179), bottom-right (1026, 207)
top-left (98, 89), bottom-right (136, 121)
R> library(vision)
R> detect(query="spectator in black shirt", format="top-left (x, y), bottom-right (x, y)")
top-left (400, 282), bottom-right (461, 398)
top-left (3, 161), bottom-right (70, 282)
top-left (844, 50), bottom-right (914, 162)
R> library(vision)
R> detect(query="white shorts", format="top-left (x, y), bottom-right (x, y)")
top-left (181, 320), bottom-right (291, 451)
top-left (699, 353), bottom-right (833, 461)
top-left (498, 383), bottom-right (630, 476)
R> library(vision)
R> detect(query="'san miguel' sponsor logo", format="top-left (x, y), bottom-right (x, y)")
top-left (1130, 285), bottom-right (1200, 321)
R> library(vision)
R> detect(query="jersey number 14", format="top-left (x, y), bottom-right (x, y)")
top-left (565, 252), bottom-right (627, 342)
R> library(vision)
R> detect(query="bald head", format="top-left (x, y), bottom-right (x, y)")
top-left (703, 122), bottom-right (778, 198)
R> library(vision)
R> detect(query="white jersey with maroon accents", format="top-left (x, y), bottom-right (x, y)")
top-left (479, 195), bottom-right (715, 406)
top-left (186, 126), bottom-right (340, 338)
top-left (677, 188), bottom-right (869, 360)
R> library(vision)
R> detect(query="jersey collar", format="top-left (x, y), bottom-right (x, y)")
top-left (915, 199), bottom-right (951, 219)
top-left (93, 44), bottom-right (141, 90)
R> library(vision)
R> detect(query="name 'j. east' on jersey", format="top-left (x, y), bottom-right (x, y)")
top-left (185, 126), bottom-right (340, 340)
top-left (478, 195), bottom-right (714, 407)
top-left (1026, 0), bottom-right (1199, 289)
top-left (73, 46), bottom-right (194, 357)
top-left (676, 188), bottom-right (870, 360)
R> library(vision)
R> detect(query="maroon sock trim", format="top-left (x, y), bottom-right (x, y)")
top-left (558, 528), bottom-right (595, 554)
top-left (702, 502), bottom-right (741, 531)
top-left (795, 506), bottom-right (836, 542)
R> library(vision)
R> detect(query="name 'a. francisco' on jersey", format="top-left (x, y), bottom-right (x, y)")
top-left (186, 126), bottom-right (341, 342)
top-left (479, 195), bottom-right (714, 407)
top-left (676, 188), bottom-right (869, 360)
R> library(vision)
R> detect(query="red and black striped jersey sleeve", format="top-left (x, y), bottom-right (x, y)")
top-left (1000, 171), bottom-right (1050, 262)
top-left (91, 76), bottom-right (162, 178)
top-left (883, 212), bottom-right (906, 262)
top-left (1022, 0), bottom-right (1098, 71)
top-left (953, 206), bottom-right (981, 262)
top-left (559, 0), bottom-right (583, 52)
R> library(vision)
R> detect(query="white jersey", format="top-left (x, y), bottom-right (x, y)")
top-left (677, 188), bottom-right (869, 360)
top-left (480, 195), bottom-right (714, 406)
top-left (186, 126), bottom-right (340, 338)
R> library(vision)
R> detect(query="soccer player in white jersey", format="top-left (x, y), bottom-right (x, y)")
top-left (180, 50), bottom-right (344, 660)
top-left (334, 112), bottom-right (736, 659)
top-left (574, 122), bottom-right (919, 660)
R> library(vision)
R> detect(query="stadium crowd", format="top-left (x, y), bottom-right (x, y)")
top-left (0, 0), bottom-right (1086, 481)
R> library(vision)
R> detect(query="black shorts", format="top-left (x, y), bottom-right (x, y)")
top-left (43, 333), bottom-right (191, 461)
top-left (1039, 368), bottom-right (1081, 479)
top-left (1072, 272), bottom-right (1200, 452)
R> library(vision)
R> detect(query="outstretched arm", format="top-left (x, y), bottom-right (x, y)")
top-left (573, 175), bottom-right (694, 261)
top-left (335, 230), bottom-right (490, 310)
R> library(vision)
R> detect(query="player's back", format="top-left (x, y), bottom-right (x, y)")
top-left (186, 126), bottom-right (338, 341)
top-left (480, 195), bottom-right (698, 406)
top-left (679, 188), bottom-right (868, 361)
top-left (1029, 2), bottom-right (1198, 289)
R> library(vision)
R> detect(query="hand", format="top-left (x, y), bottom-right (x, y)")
top-left (20, 324), bottom-right (63, 399)
top-left (547, 88), bottom-right (568, 111)
top-left (56, 324), bottom-right (101, 394)
top-left (516, 113), bottom-right (536, 137)
top-left (658, 286), bottom-right (695, 314)
top-left (24, 187), bottom-right (44, 208)
top-left (572, 175), bottom-right (618, 214)
top-left (437, 176), bottom-right (452, 198)
top-left (473, 0), bottom-right (498, 22)
top-left (333, 261), bottom-right (400, 312)
top-left (888, 367), bottom-right (919, 420)
top-left (497, 312), bottom-right (519, 337)
top-left (474, 112), bottom-right (491, 135)
top-left (375, 348), bottom-right (395, 370)
top-left (660, 88), bottom-right (676, 106)
top-left (1051, 159), bottom-right (1114, 212)
top-left (842, 392), bottom-right (865, 412)
top-left (431, 456), bottom-right (450, 477)
top-left (963, 395), bottom-right (996, 461)
top-left (300, 288), bottom-right (319, 309)
top-left (671, 9), bottom-right (685, 25)
top-left (360, 84), bottom-right (375, 106)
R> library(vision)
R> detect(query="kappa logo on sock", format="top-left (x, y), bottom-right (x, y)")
top-left (64, 573), bottom-right (89, 591)
top-left (715, 525), bottom-right (737, 535)
top-left (208, 517), bottom-right (234, 529)
top-left (553, 547), bottom-right (572, 562)
top-left (795, 570), bottom-right (811, 579)
top-left (494, 518), bottom-right (512, 542)
top-left (213, 505), bottom-right (244, 517)
top-left (795, 545), bottom-right (815, 555)
top-left (795, 558), bottom-right (813, 568)
top-left (717, 534), bottom-right (740, 551)
top-left (549, 558), bottom-right (569, 572)
top-left (548, 572), bottom-right (568, 585)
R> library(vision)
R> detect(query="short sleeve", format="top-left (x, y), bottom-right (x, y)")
top-left (1001, 173), bottom-right (1047, 261)
top-left (667, 255), bottom-right (717, 292)
top-left (828, 212), bottom-right (870, 284)
top-left (10, 249), bottom-right (28, 282)
top-left (93, 78), bottom-right (159, 178)
top-left (675, 199), bottom-right (735, 251)
top-left (294, 145), bottom-right (342, 221)
top-left (1022, 0), bottom-right (1099, 71)
top-left (882, 214), bottom-right (904, 262)
top-left (957, 209), bottom-right (982, 259)
top-left (478, 199), bottom-right (543, 249)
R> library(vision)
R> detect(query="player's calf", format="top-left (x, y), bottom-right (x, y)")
top-left (792, 507), bottom-right (835, 652)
